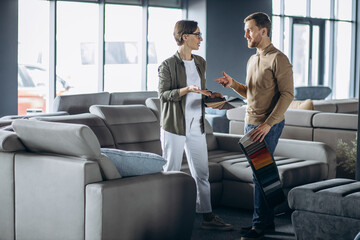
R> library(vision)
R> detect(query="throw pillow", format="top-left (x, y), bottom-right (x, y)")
top-left (101, 148), bottom-right (166, 177)
top-left (288, 99), bottom-right (314, 110)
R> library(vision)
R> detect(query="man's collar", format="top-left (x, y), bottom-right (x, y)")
top-left (256, 43), bottom-right (274, 56)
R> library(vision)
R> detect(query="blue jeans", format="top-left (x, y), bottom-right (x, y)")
top-left (244, 120), bottom-right (285, 230)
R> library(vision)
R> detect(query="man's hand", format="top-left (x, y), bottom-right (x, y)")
top-left (214, 71), bottom-right (233, 88)
top-left (249, 123), bottom-right (271, 142)
top-left (210, 92), bottom-right (224, 98)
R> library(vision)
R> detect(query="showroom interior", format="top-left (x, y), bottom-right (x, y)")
top-left (1, 0), bottom-right (360, 239)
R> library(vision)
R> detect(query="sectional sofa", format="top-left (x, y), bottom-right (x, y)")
top-left (35, 102), bottom-right (335, 209)
top-left (227, 105), bottom-right (358, 179)
top-left (0, 93), bottom-right (338, 239)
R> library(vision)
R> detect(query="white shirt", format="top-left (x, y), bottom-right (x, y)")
top-left (183, 59), bottom-right (202, 119)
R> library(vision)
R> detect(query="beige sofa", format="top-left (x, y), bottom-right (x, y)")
top-left (227, 105), bottom-right (358, 178)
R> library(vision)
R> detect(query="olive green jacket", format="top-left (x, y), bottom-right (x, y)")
top-left (158, 51), bottom-right (206, 136)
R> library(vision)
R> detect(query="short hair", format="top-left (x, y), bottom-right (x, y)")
top-left (244, 12), bottom-right (271, 37)
top-left (173, 20), bottom-right (198, 46)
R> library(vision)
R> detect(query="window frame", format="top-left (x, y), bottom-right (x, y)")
top-left (290, 17), bottom-right (326, 86)
top-left (272, 0), bottom-right (356, 98)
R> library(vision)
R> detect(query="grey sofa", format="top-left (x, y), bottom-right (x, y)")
top-left (288, 178), bottom-right (360, 240)
top-left (52, 91), bottom-right (158, 114)
top-left (313, 98), bottom-right (358, 114)
top-left (37, 100), bottom-right (335, 209)
top-left (0, 119), bottom-right (196, 240)
top-left (227, 105), bottom-right (358, 178)
top-left (0, 101), bottom-right (337, 239)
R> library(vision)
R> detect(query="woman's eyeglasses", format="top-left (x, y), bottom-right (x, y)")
top-left (188, 32), bottom-right (202, 39)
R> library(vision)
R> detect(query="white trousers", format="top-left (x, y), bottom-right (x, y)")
top-left (161, 116), bottom-right (212, 213)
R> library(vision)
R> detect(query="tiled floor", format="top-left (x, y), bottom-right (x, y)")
top-left (191, 207), bottom-right (296, 240)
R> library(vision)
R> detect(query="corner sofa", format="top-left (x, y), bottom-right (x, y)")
top-left (0, 98), bottom-right (337, 239)
top-left (227, 105), bottom-right (358, 178)
top-left (0, 119), bottom-right (196, 240)
top-left (38, 101), bottom-right (336, 208)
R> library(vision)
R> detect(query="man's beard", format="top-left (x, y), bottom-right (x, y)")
top-left (248, 40), bottom-right (259, 48)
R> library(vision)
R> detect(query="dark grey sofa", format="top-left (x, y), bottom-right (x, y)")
top-left (288, 178), bottom-right (360, 240)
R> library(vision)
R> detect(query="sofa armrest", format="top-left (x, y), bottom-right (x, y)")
top-left (275, 138), bottom-right (337, 179)
top-left (15, 153), bottom-right (103, 240)
top-left (213, 132), bottom-right (244, 153)
top-left (85, 171), bottom-right (196, 240)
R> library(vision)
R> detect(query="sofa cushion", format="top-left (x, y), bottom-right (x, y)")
top-left (110, 91), bottom-right (158, 105)
top-left (0, 130), bottom-right (25, 152)
top-left (281, 125), bottom-right (313, 141)
top-left (90, 105), bottom-right (162, 155)
top-left (52, 92), bottom-right (110, 114)
top-left (312, 112), bottom-right (357, 130)
top-left (226, 106), bottom-right (246, 121)
top-left (13, 119), bottom-right (100, 158)
top-left (12, 119), bottom-right (121, 180)
top-left (288, 99), bottom-right (314, 110)
top-left (284, 109), bottom-right (318, 127)
top-left (181, 161), bottom-right (222, 183)
top-left (294, 86), bottom-right (331, 100)
top-left (0, 119), bottom-right (13, 129)
top-left (145, 97), bottom-right (161, 119)
top-left (34, 113), bottom-right (115, 148)
top-left (101, 148), bottom-right (166, 177)
top-left (0, 111), bottom-right (68, 120)
top-left (288, 178), bottom-right (360, 219)
top-left (313, 128), bottom-right (357, 153)
top-left (334, 99), bottom-right (358, 113)
top-left (208, 150), bottom-right (245, 164)
top-left (313, 100), bottom-right (337, 113)
top-left (220, 156), bottom-right (327, 188)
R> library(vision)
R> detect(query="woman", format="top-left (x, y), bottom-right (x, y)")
top-left (158, 20), bottom-right (233, 231)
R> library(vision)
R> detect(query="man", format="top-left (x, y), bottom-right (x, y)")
top-left (215, 12), bottom-right (294, 240)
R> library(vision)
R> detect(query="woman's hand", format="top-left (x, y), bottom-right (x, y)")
top-left (188, 85), bottom-right (211, 96)
top-left (180, 85), bottom-right (211, 97)
top-left (214, 71), bottom-right (233, 88)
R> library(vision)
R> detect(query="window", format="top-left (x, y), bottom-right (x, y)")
top-left (272, 0), bottom-right (356, 99)
top-left (18, 0), bottom-right (50, 115)
top-left (17, 0), bottom-right (184, 114)
top-left (57, 1), bottom-right (100, 94)
top-left (104, 4), bottom-right (142, 92)
top-left (147, 7), bottom-right (182, 91)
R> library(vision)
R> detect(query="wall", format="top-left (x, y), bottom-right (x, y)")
top-left (205, 0), bottom-right (272, 97)
top-left (187, 0), bottom-right (207, 59)
top-left (0, 0), bottom-right (18, 117)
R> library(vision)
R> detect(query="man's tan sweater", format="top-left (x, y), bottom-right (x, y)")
top-left (231, 44), bottom-right (294, 126)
